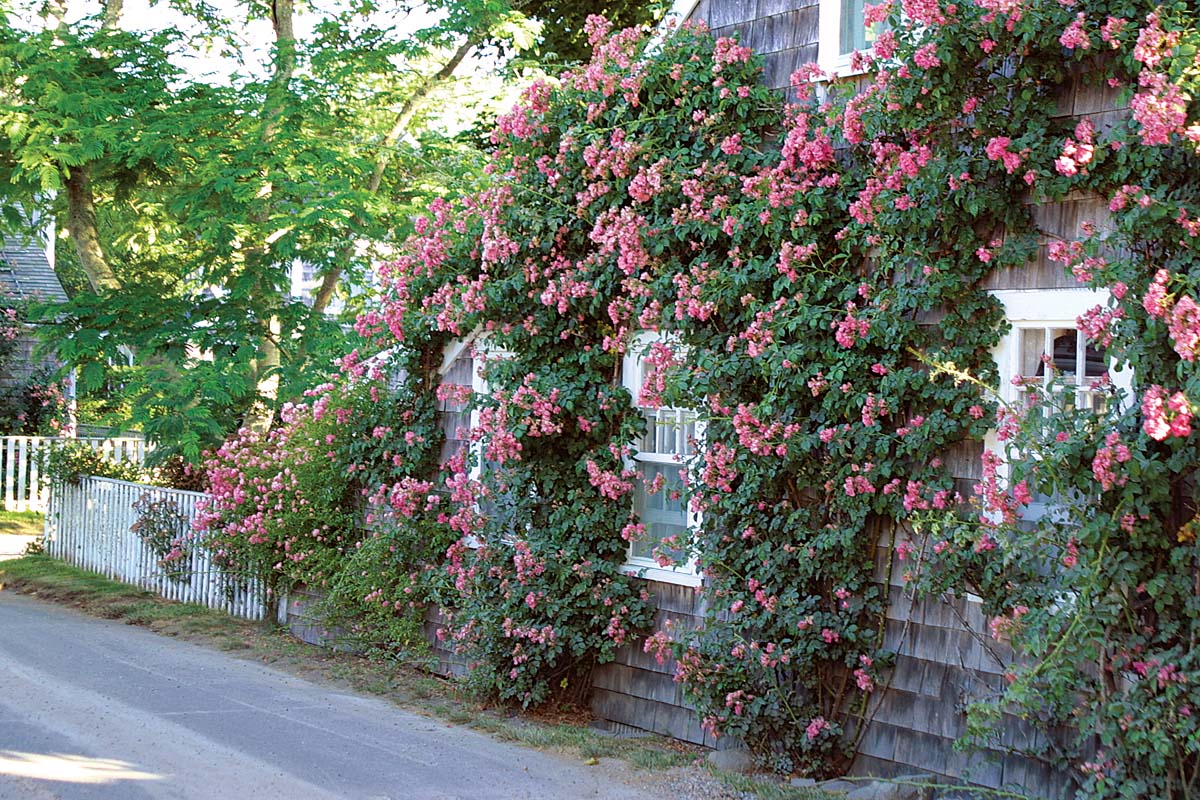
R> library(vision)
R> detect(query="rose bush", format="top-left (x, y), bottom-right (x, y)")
top-left (203, 4), bottom-right (1200, 791)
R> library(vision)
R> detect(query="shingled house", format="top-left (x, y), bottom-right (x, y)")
top-left (0, 233), bottom-right (74, 430)
top-left (403, 1), bottom-right (1130, 793)
top-left (535, 0), bottom-right (1114, 792)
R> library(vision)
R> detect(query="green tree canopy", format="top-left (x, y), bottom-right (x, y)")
top-left (0, 0), bottom-right (537, 458)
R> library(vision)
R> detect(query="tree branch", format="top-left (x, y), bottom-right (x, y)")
top-left (309, 36), bottom-right (478, 316)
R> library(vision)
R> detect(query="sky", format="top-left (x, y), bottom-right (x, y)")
top-left (22, 0), bottom-right (457, 80)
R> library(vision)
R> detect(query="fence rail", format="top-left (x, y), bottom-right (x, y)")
top-left (1, 436), bottom-right (148, 513)
top-left (44, 476), bottom-right (271, 621)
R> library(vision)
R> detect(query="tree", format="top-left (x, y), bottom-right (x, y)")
top-left (0, 0), bottom-right (535, 458)
top-left (517, 0), bottom-right (668, 64)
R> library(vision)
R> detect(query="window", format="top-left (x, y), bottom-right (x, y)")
top-left (436, 335), bottom-right (529, 545)
top-left (437, 347), bottom-right (475, 467)
top-left (631, 408), bottom-right (696, 563)
top-left (818, 0), bottom-right (880, 75)
top-left (1010, 326), bottom-right (1109, 414)
top-left (991, 289), bottom-right (1131, 411)
top-left (621, 333), bottom-right (702, 586)
top-left (989, 289), bottom-right (1132, 520)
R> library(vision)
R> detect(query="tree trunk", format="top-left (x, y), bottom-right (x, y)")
top-left (50, 0), bottom-right (120, 295)
top-left (102, 0), bottom-right (123, 28)
top-left (64, 166), bottom-right (120, 292)
top-left (241, 0), bottom-right (296, 434)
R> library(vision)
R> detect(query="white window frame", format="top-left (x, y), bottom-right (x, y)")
top-left (987, 289), bottom-right (1132, 521)
top-left (619, 331), bottom-right (703, 587)
top-left (817, 0), bottom-right (876, 77)
top-left (436, 335), bottom-right (495, 548)
top-left (437, 336), bottom-right (485, 468)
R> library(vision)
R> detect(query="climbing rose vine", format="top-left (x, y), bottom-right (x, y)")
top-left (208, 3), bottom-right (1200, 792)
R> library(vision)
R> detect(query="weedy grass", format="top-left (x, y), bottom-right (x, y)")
top-left (0, 510), bottom-right (44, 537)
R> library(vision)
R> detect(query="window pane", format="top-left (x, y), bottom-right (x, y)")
top-left (642, 409), bottom-right (696, 457)
top-left (632, 461), bottom-right (687, 563)
top-left (438, 355), bottom-right (473, 465)
top-left (1017, 326), bottom-right (1109, 413)
top-left (1019, 328), bottom-right (1048, 381)
top-left (840, 0), bottom-right (868, 55)
top-left (1049, 329), bottom-right (1078, 375)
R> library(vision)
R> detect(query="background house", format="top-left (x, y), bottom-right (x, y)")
top-left (0, 230), bottom-right (75, 434)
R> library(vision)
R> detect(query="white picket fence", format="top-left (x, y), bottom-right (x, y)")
top-left (43, 476), bottom-right (272, 621)
top-left (1, 436), bottom-right (149, 513)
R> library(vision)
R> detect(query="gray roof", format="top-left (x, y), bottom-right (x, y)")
top-left (0, 236), bottom-right (69, 304)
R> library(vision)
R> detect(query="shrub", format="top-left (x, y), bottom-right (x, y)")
top-left (39, 439), bottom-right (148, 485)
top-left (196, 358), bottom-right (448, 653)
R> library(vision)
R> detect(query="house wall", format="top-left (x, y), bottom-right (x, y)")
top-left (589, 579), bottom-right (718, 748)
top-left (0, 327), bottom-right (62, 409)
top-left (565, 4), bottom-right (1125, 793)
top-left (417, 10), bottom-right (1128, 794)
top-left (693, 0), bottom-right (819, 92)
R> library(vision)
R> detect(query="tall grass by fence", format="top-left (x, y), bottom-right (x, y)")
top-left (1, 436), bottom-right (149, 513)
top-left (44, 476), bottom-right (272, 621)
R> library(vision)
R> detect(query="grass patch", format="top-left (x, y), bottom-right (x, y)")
top-left (707, 769), bottom-right (848, 800)
top-left (0, 510), bottom-right (44, 537)
top-left (0, 554), bottom-right (240, 637)
top-left (0, 554), bottom-right (839, 799)
top-left (1, 553), bottom-right (154, 602)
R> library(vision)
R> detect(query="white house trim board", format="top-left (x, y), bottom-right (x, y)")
top-left (817, 0), bottom-right (872, 77)
top-left (438, 329), bottom-right (482, 376)
top-left (663, 0), bottom-right (702, 27)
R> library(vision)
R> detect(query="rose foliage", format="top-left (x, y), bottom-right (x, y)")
top-left (195, 356), bottom-right (455, 651)
top-left (203, 3), bottom-right (1200, 793)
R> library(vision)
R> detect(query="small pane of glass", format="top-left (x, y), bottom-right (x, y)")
top-left (641, 409), bottom-right (697, 457)
top-left (1017, 327), bottom-right (1109, 412)
top-left (438, 355), bottom-right (473, 465)
top-left (840, 0), bottom-right (868, 55)
top-left (631, 461), bottom-right (688, 563)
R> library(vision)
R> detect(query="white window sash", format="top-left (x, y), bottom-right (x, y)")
top-left (621, 332), bottom-right (703, 585)
top-left (987, 289), bottom-right (1131, 522)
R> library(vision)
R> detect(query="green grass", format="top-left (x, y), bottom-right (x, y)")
top-left (0, 510), bottom-right (44, 536)
top-left (0, 554), bottom-right (243, 640)
top-left (708, 770), bottom-right (846, 799)
top-left (0, 554), bottom-right (841, 799)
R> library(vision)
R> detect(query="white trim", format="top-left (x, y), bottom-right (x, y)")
top-left (817, 0), bottom-right (870, 77)
top-left (990, 288), bottom-right (1109, 323)
top-left (619, 562), bottom-right (704, 587)
top-left (662, 0), bottom-right (702, 28)
top-left (439, 330), bottom-right (480, 376)
top-left (986, 288), bottom-right (1132, 521)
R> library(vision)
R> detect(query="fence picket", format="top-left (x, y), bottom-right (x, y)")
top-left (0, 437), bottom-right (150, 513)
top-left (4, 438), bottom-right (14, 512)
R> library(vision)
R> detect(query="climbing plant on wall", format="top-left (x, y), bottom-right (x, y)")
top-left (206, 4), bottom-right (1200, 793)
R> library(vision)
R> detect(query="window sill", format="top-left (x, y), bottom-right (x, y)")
top-left (619, 562), bottom-right (703, 587)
